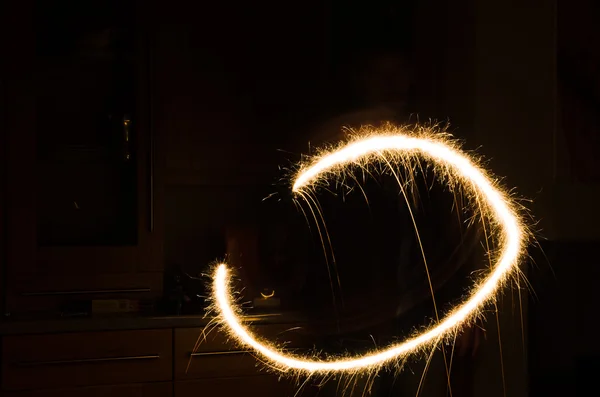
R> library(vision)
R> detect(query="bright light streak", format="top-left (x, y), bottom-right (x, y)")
top-left (211, 126), bottom-right (528, 375)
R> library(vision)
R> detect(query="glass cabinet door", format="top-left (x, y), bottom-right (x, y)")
top-left (35, 0), bottom-right (138, 246)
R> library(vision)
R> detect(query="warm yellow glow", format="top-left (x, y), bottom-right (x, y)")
top-left (260, 290), bottom-right (275, 299)
top-left (211, 126), bottom-right (528, 375)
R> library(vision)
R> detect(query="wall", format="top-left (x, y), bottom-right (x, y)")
top-left (471, 1), bottom-right (555, 396)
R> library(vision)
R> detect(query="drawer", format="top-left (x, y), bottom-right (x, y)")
top-left (174, 325), bottom-right (310, 380)
top-left (3, 382), bottom-right (172, 397)
top-left (175, 377), bottom-right (316, 397)
top-left (2, 329), bottom-right (173, 390)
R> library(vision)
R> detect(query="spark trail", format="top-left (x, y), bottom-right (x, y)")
top-left (209, 125), bottom-right (529, 376)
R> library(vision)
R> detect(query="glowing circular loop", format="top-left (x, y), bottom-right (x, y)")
top-left (213, 132), bottom-right (526, 374)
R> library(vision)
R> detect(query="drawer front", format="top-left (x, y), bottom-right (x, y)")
top-left (174, 326), bottom-right (310, 380)
top-left (176, 351), bottom-right (259, 379)
top-left (2, 382), bottom-right (173, 397)
top-left (2, 329), bottom-right (173, 390)
top-left (175, 378), bottom-right (315, 397)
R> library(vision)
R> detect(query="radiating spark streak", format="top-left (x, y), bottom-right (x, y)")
top-left (212, 129), bottom-right (527, 374)
top-left (298, 191), bottom-right (331, 270)
top-left (362, 372), bottom-right (376, 397)
top-left (494, 302), bottom-right (507, 397)
top-left (452, 188), bottom-right (465, 240)
top-left (262, 192), bottom-right (278, 201)
top-left (517, 282), bottom-right (526, 354)
top-left (302, 190), bottom-right (342, 299)
top-left (347, 172), bottom-right (371, 208)
top-left (416, 341), bottom-right (440, 397)
top-left (188, 318), bottom-right (220, 374)
top-left (335, 376), bottom-right (344, 396)
top-left (293, 377), bottom-right (312, 397)
top-left (297, 191), bottom-right (340, 318)
top-left (347, 374), bottom-right (359, 396)
top-left (293, 197), bottom-right (313, 234)
top-left (279, 327), bottom-right (303, 335)
top-left (361, 374), bottom-right (371, 397)
top-left (447, 331), bottom-right (459, 381)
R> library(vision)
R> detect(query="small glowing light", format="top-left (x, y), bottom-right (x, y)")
top-left (260, 290), bottom-right (275, 299)
top-left (211, 125), bottom-right (528, 375)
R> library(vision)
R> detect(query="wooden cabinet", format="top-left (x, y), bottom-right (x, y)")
top-left (0, 326), bottom-right (320, 397)
top-left (1, 0), bottom-right (164, 313)
top-left (2, 329), bottom-right (173, 390)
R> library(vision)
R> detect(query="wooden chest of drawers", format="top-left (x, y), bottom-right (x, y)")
top-left (1, 325), bottom-right (319, 397)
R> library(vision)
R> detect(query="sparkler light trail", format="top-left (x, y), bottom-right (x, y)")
top-left (210, 125), bottom-right (528, 375)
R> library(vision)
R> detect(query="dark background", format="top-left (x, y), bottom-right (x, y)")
top-left (1, 0), bottom-right (598, 396)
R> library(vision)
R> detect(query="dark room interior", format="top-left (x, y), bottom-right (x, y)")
top-left (1, 0), bottom-right (598, 396)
